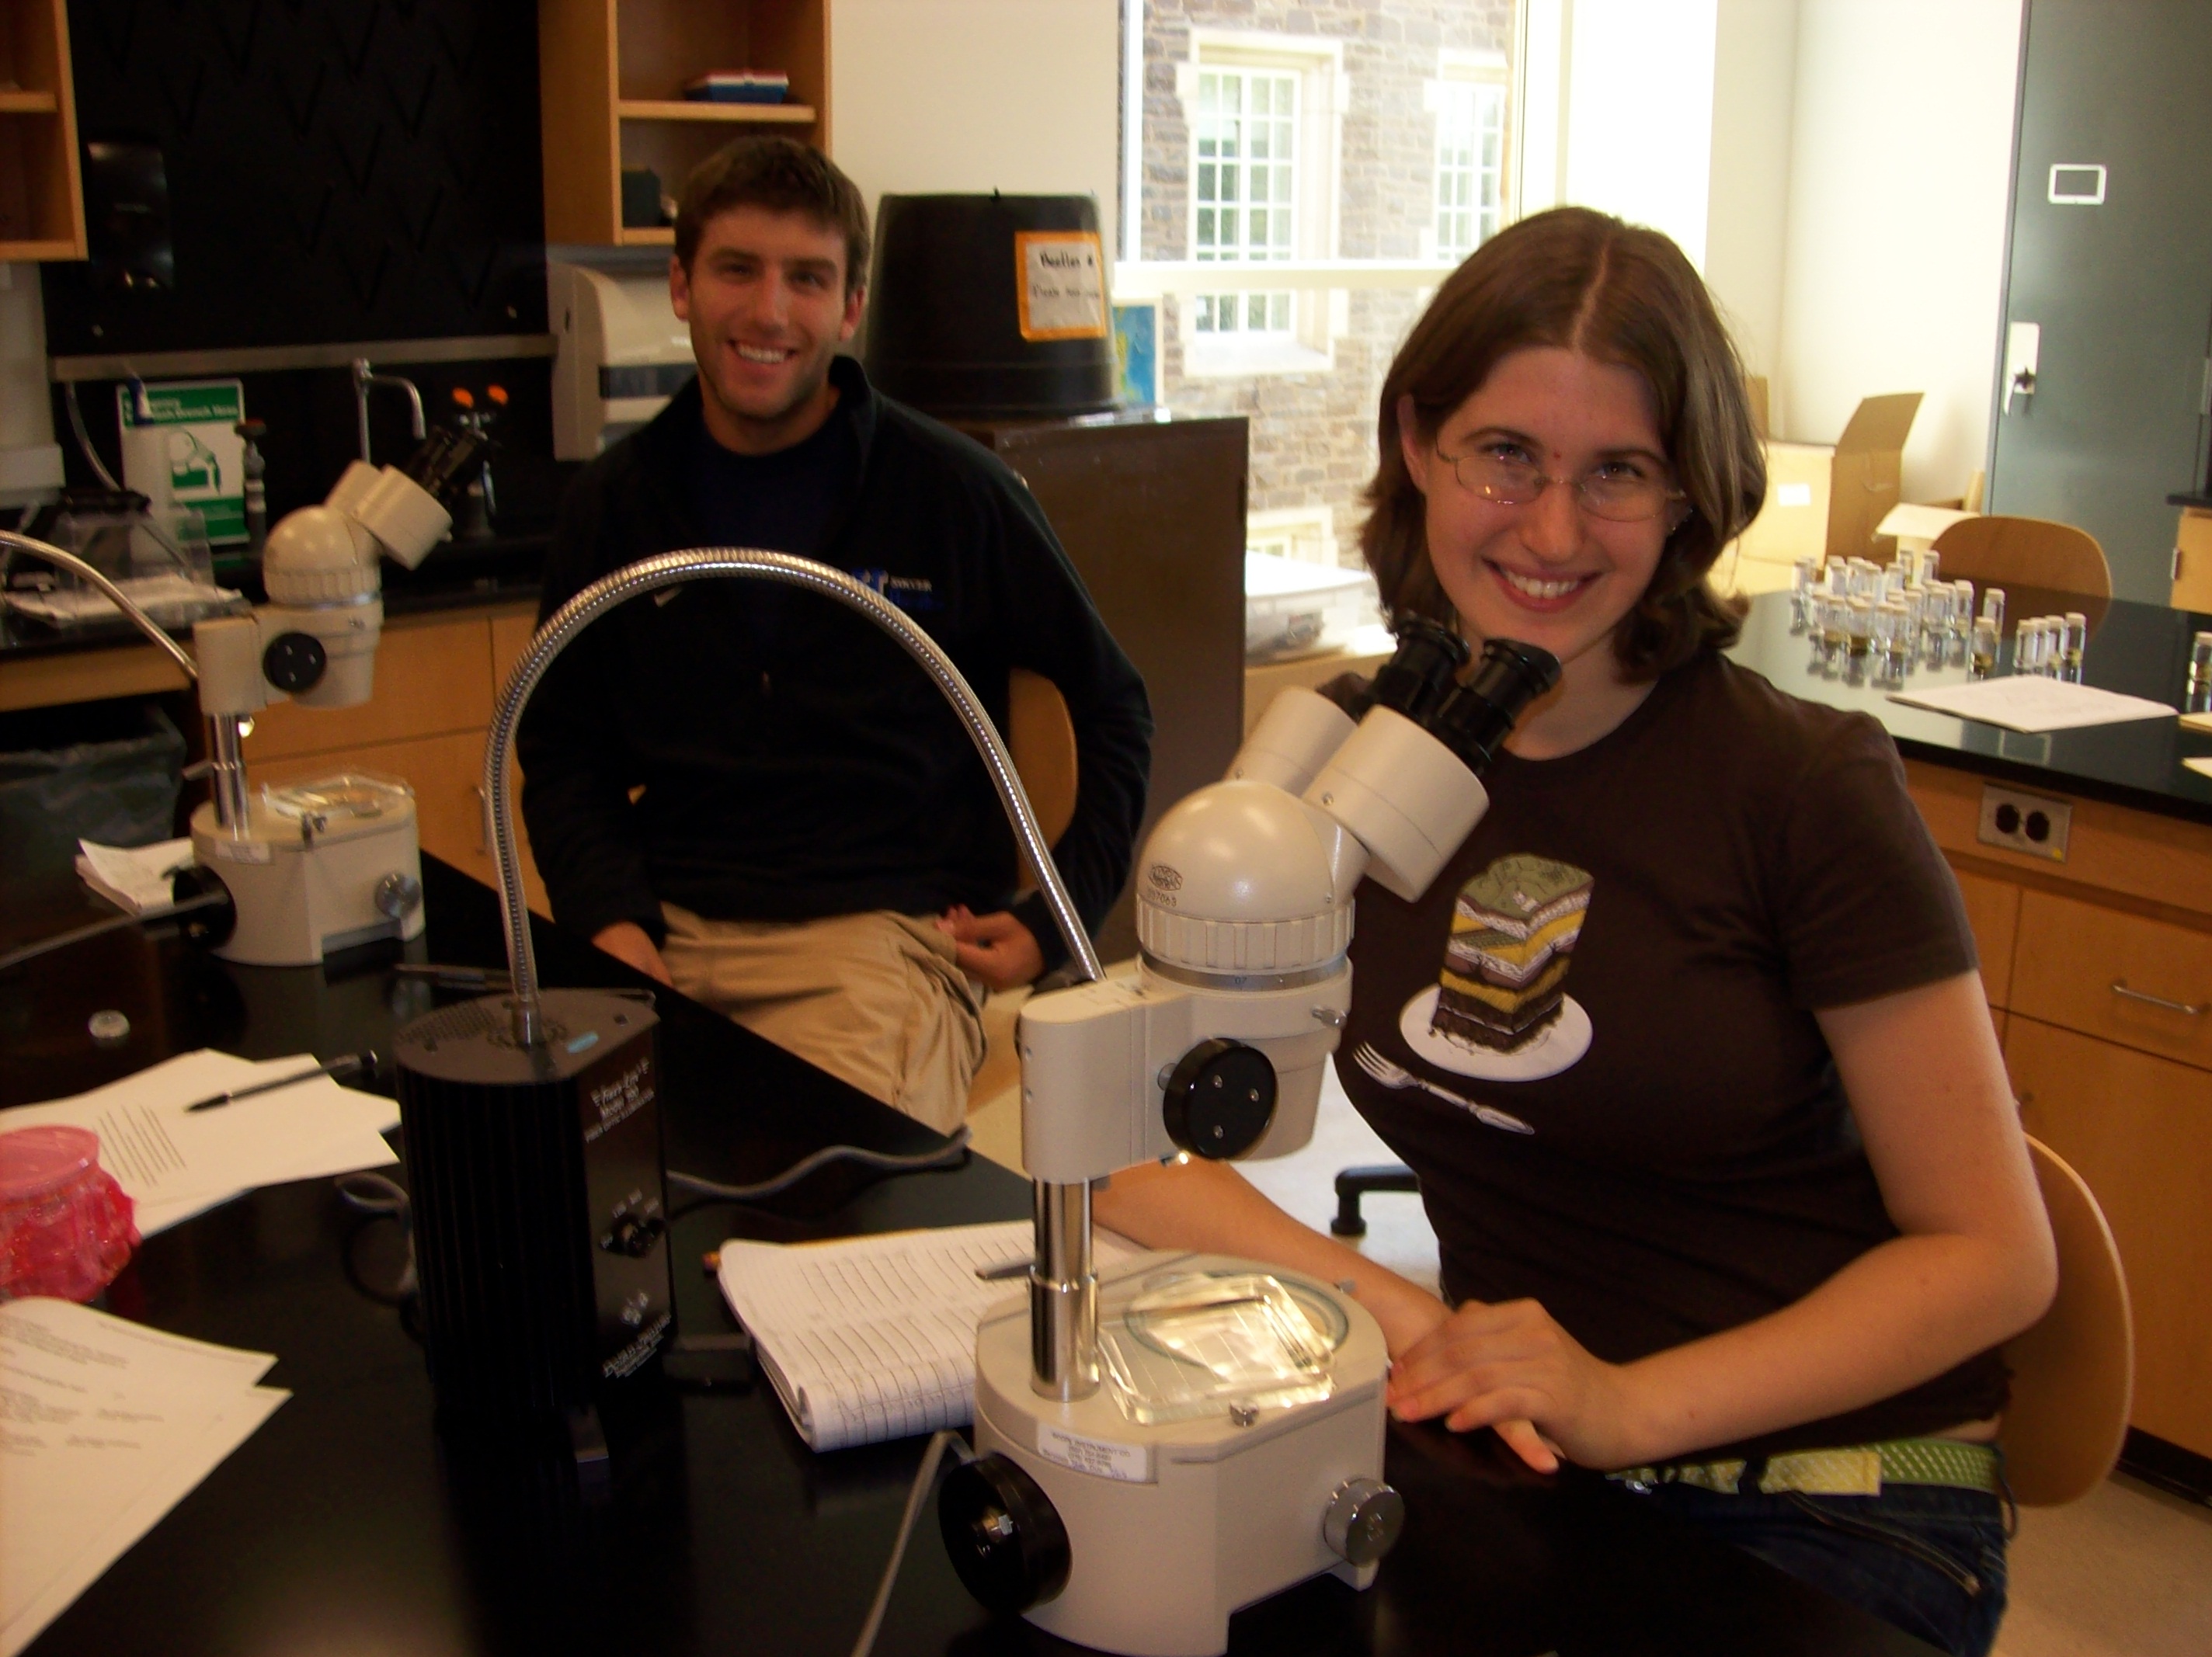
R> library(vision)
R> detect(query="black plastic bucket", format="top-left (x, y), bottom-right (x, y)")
top-left (864, 194), bottom-right (1117, 419)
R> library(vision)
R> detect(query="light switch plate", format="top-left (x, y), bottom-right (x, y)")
top-left (1977, 785), bottom-right (2071, 861)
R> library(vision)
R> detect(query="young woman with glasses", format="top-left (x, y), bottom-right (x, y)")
top-left (1097, 207), bottom-right (2054, 1657)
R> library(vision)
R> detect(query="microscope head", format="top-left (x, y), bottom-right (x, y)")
top-left (250, 462), bottom-right (450, 709)
top-left (1022, 632), bottom-right (1560, 1186)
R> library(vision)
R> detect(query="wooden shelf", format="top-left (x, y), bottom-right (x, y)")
top-left (616, 99), bottom-right (814, 123)
top-left (617, 225), bottom-right (676, 246)
top-left (0, 0), bottom-right (85, 258)
top-left (0, 234), bottom-right (78, 260)
top-left (540, 0), bottom-right (829, 247)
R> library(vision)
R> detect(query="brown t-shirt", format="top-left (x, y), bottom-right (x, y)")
top-left (1340, 651), bottom-right (2007, 1459)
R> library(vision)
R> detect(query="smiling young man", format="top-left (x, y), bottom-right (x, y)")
top-left (517, 139), bottom-right (1152, 1130)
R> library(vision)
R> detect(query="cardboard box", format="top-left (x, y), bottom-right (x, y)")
top-left (1726, 392), bottom-right (1922, 580)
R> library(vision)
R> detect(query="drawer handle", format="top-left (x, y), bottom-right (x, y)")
top-left (471, 783), bottom-right (490, 854)
top-left (2109, 979), bottom-right (2204, 1017)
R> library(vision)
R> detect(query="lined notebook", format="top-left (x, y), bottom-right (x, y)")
top-left (717, 1221), bottom-right (1134, 1450)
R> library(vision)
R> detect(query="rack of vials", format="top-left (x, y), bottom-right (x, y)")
top-left (1778, 553), bottom-right (2088, 690)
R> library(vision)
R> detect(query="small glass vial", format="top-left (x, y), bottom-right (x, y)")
top-left (1949, 580), bottom-right (1976, 635)
top-left (1817, 595), bottom-right (1846, 673)
top-left (2023, 619), bottom-right (2053, 676)
top-left (1878, 599), bottom-right (1913, 683)
top-left (1921, 584), bottom-right (1952, 664)
top-left (2189, 630), bottom-right (2212, 692)
top-left (1825, 562), bottom-right (1850, 600)
top-left (2061, 611), bottom-right (2088, 676)
top-left (1918, 548), bottom-right (1942, 587)
top-left (1789, 558), bottom-right (1818, 632)
top-left (1980, 587), bottom-right (2006, 639)
top-left (1970, 616), bottom-right (1998, 679)
top-left (1845, 596), bottom-right (1874, 659)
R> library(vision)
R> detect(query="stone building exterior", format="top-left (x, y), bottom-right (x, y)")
top-left (1130, 0), bottom-right (1518, 569)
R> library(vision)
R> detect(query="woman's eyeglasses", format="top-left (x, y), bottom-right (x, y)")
top-left (1435, 446), bottom-right (1683, 524)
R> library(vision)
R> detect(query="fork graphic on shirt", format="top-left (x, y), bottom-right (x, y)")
top-left (1351, 1044), bottom-right (1536, 1135)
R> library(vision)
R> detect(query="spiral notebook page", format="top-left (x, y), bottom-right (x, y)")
top-left (718, 1221), bottom-right (1135, 1450)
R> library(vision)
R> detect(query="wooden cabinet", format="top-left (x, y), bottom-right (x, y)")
top-left (0, 0), bottom-right (85, 259)
top-left (2172, 505), bottom-right (2212, 612)
top-left (2010, 889), bottom-right (2212, 1070)
top-left (1907, 762), bottom-right (2212, 1461)
top-left (1953, 865), bottom-right (2022, 1009)
top-left (539, 0), bottom-right (830, 248)
top-left (241, 606), bottom-right (548, 915)
top-left (2009, 1016), bottom-right (2212, 1457)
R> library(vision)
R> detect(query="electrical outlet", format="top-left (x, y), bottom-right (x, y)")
top-left (1977, 785), bottom-right (2071, 861)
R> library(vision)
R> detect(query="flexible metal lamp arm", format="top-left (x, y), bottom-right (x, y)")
top-left (0, 530), bottom-right (200, 683)
top-left (484, 547), bottom-right (1107, 1047)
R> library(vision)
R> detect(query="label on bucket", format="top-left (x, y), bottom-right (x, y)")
top-left (1015, 231), bottom-right (1108, 341)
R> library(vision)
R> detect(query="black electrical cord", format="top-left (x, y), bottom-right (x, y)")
top-left (850, 1429), bottom-right (974, 1657)
top-left (0, 889), bottom-right (231, 972)
top-left (665, 1127), bottom-right (973, 1210)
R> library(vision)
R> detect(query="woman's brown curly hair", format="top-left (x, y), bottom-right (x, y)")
top-left (1361, 207), bottom-right (1766, 680)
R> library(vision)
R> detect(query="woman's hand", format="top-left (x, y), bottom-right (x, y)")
top-left (1386, 1296), bottom-right (1645, 1474)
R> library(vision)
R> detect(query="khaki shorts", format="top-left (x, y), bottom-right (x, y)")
top-left (659, 903), bottom-right (986, 1134)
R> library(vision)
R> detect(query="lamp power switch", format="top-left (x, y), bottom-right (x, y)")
top-left (1977, 785), bottom-right (2071, 862)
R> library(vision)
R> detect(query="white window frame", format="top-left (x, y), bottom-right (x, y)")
top-left (1191, 64), bottom-right (1301, 340)
top-left (1244, 504), bottom-right (1341, 567)
top-left (1425, 50), bottom-right (1512, 262)
top-left (1174, 31), bottom-right (1346, 377)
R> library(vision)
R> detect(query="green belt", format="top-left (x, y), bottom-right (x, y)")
top-left (1608, 1437), bottom-right (2001, 1499)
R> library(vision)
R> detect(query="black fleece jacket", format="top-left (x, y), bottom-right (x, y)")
top-left (515, 360), bottom-right (1153, 972)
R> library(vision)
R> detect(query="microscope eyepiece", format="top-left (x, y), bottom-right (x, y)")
top-left (1422, 637), bottom-right (1561, 776)
top-left (1356, 615), bottom-right (1470, 724)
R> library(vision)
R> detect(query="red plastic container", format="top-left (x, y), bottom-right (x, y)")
top-left (0, 1125), bottom-right (138, 1301)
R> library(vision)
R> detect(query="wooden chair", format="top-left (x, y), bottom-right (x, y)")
top-left (967, 668), bottom-right (1080, 1117)
top-left (1931, 515), bottom-right (2113, 599)
top-left (2001, 1136), bottom-right (2135, 1506)
top-left (1006, 667), bottom-right (1078, 856)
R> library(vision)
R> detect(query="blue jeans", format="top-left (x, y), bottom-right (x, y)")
top-left (1633, 1481), bottom-right (2009, 1657)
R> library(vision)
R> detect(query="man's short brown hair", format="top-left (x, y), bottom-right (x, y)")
top-left (1362, 207), bottom-right (1765, 681)
top-left (673, 137), bottom-right (871, 292)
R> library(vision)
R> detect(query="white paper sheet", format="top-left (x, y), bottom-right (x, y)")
top-left (0, 1298), bottom-right (287, 1656)
top-left (0, 1050), bottom-right (398, 1235)
top-left (74, 838), bottom-right (195, 915)
top-left (1887, 676), bottom-right (2176, 732)
top-left (718, 1221), bottom-right (1136, 1450)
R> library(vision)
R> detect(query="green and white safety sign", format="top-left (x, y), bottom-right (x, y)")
top-left (118, 379), bottom-right (247, 544)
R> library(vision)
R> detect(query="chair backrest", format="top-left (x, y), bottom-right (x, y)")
top-left (1007, 668), bottom-right (1078, 856)
top-left (2000, 1135), bottom-right (2134, 1506)
top-left (1931, 515), bottom-right (2113, 599)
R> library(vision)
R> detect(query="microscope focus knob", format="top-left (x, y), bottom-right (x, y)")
top-left (1323, 1476), bottom-right (1406, 1568)
top-left (1161, 1038), bottom-right (1277, 1159)
top-left (374, 871), bottom-right (423, 919)
top-left (938, 1453), bottom-right (1071, 1614)
top-left (262, 630), bottom-right (329, 693)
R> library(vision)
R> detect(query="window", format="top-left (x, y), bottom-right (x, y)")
top-left (1245, 505), bottom-right (1339, 566)
top-left (1428, 50), bottom-right (1512, 262)
top-left (1434, 80), bottom-right (1506, 260)
top-left (1193, 68), bottom-right (1299, 335)
top-left (1171, 32), bottom-right (1344, 373)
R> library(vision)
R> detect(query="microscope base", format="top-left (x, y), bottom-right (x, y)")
top-left (972, 1254), bottom-right (1390, 1657)
top-left (190, 795), bottom-right (426, 966)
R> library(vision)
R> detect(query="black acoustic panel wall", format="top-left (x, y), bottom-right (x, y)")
top-left (43, 0), bottom-right (547, 357)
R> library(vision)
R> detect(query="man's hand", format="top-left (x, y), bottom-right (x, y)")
top-left (592, 920), bottom-right (674, 986)
top-left (937, 905), bottom-right (1045, 991)
top-left (1386, 1295), bottom-right (1646, 1475)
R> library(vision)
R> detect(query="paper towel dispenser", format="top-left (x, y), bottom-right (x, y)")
top-left (548, 260), bottom-right (697, 460)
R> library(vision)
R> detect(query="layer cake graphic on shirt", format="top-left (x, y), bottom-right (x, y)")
top-left (1431, 854), bottom-right (1595, 1053)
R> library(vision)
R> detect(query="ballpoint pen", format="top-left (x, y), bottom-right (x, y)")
top-left (183, 1051), bottom-right (379, 1113)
